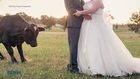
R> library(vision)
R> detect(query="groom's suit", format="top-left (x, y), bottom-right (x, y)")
top-left (64, 0), bottom-right (85, 72)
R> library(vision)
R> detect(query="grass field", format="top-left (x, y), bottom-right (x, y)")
top-left (0, 29), bottom-right (140, 79)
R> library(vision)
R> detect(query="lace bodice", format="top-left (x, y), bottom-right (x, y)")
top-left (83, 2), bottom-right (103, 15)
top-left (83, 2), bottom-right (104, 21)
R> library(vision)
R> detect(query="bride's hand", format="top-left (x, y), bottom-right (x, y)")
top-left (73, 10), bottom-right (82, 17)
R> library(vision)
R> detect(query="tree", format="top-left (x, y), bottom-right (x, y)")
top-left (31, 18), bottom-right (41, 24)
top-left (113, 23), bottom-right (119, 29)
top-left (57, 16), bottom-right (67, 31)
top-left (40, 15), bottom-right (56, 31)
top-left (40, 15), bottom-right (49, 25)
top-left (45, 16), bottom-right (56, 31)
top-left (130, 12), bottom-right (140, 24)
top-left (127, 12), bottom-right (140, 33)
top-left (16, 12), bottom-right (32, 22)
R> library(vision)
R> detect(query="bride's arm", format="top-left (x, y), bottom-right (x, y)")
top-left (74, 0), bottom-right (104, 16)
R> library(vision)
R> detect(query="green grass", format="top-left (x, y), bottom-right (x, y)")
top-left (44, 26), bottom-right (66, 32)
top-left (37, 24), bottom-right (66, 32)
top-left (0, 29), bottom-right (140, 79)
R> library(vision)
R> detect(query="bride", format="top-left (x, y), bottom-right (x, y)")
top-left (73, 0), bottom-right (140, 77)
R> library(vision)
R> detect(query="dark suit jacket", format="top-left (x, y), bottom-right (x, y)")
top-left (64, 0), bottom-right (85, 28)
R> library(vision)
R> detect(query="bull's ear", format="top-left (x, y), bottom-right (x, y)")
top-left (38, 27), bottom-right (45, 31)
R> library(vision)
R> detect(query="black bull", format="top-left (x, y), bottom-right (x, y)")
top-left (0, 15), bottom-right (45, 63)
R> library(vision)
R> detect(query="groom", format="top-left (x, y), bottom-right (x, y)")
top-left (64, 0), bottom-right (91, 73)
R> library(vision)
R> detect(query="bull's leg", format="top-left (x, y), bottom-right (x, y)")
top-left (17, 45), bottom-right (27, 63)
top-left (0, 52), bottom-right (6, 60)
top-left (3, 42), bottom-right (17, 63)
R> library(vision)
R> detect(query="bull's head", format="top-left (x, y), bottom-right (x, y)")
top-left (23, 24), bottom-right (45, 47)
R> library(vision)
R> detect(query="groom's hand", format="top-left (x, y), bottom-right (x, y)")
top-left (83, 14), bottom-right (92, 20)
top-left (73, 10), bottom-right (82, 17)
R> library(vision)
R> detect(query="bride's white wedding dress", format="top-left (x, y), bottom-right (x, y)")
top-left (77, 2), bottom-right (140, 77)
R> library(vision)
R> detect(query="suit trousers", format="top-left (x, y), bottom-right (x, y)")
top-left (67, 27), bottom-right (80, 69)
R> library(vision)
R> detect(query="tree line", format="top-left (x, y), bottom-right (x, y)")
top-left (112, 11), bottom-right (140, 33)
top-left (0, 11), bottom-right (140, 33)
top-left (0, 12), bottom-right (67, 31)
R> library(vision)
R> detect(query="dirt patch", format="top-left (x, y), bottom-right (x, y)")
top-left (39, 32), bottom-right (67, 35)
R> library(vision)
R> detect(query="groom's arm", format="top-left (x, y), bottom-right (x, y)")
top-left (64, 0), bottom-right (77, 15)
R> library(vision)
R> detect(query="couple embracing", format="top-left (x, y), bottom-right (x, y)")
top-left (64, 0), bottom-right (140, 77)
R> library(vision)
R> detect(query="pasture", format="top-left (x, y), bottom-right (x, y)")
top-left (0, 28), bottom-right (140, 79)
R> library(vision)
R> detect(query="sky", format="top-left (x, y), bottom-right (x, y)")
top-left (0, 0), bottom-right (140, 24)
